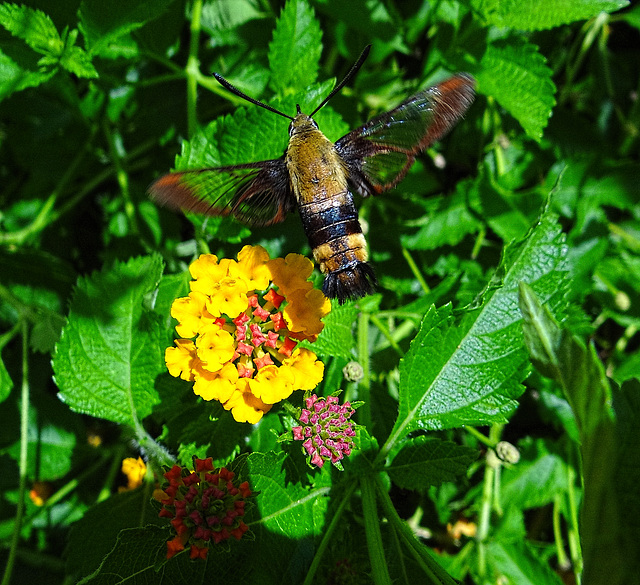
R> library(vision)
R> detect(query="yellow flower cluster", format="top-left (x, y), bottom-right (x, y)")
top-left (166, 246), bottom-right (330, 423)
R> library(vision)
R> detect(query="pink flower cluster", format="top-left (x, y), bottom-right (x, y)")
top-left (292, 395), bottom-right (356, 469)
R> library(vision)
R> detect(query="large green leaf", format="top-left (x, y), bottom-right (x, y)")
top-left (0, 3), bottom-right (63, 55)
top-left (268, 0), bottom-right (323, 94)
top-left (519, 285), bottom-right (640, 585)
top-left (478, 38), bottom-right (556, 140)
top-left (384, 209), bottom-right (568, 449)
top-left (474, 0), bottom-right (629, 31)
top-left (53, 255), bottom-right (164, 427)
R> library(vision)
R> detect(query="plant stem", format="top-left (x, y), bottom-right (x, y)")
top-left (361, 475), bottom-right (392, 585)
top-left (375, 475), bottom-right (459, 585)
top-left (302, 481), bottom-right (357, 585)
top-left (402, 247), bottom-right (430, 294)
top-left (1, 321), bottom-right (30, 585)
top-left (357, 309), bottom-right (372, 429)
top-left (186, 0), bottom-right (204, 137)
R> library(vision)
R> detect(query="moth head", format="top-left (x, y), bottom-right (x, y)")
top-left (289, 112), bottom-right (319, 136)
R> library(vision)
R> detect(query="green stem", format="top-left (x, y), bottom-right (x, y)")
top-left (476, 424), bottom-right (503, 581)
top-left (357, 309), bottom-right (372, 429)
top-left (464, 425), bottom-right (494, 448)
top-left (0, 127), bottom-right (95, 246)
top-left (566, 457), bottom-right (582, 584)
top-left (401, 247), bottom-right (430, 294)
top-left (375, 475), bottom-right (458, 585)
top-left (560, 13), bottom-right (608, 105)
top-left (302, 481), bottom-right (357, 585)
top-left (361, 475), bottom-right (392, 585)
top-left (186, 0), bottom-right (204, 137)
top-left (1, 321), bottom-right (30, 585)
top-left (553, 493), bottom-right (569, 569)
top-left (103, 118), bottom-right (139, 235)
top-left (369, 313), bottom-right (405, 357)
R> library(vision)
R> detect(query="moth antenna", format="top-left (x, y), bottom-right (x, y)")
top-left (213, 73), bottom-right (294, 120)
top-left (310, 44), bottom-right (372, 117)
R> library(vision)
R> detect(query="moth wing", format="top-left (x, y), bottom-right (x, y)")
top-left (335, 74), bottom-right (475, 197)
top-left (148, 159), bottom-right (295, 226)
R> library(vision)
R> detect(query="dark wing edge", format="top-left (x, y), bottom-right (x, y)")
top-left (335, 74), bottom-right (476, 197)
top-left (148, 159), bottom-right (296, 227)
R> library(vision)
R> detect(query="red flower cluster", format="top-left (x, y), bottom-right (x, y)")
top-left (155, 457), bottom-right (254, 559)
top-left (292, 395), bottom-right (357, 469)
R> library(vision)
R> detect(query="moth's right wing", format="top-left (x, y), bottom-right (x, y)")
top-left (148, 159), bottom-right (295, 226)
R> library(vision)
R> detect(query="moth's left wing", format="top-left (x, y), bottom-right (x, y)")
top-left (149, 159), bottom-right (295, 226)
top-left (335, 74), bottom-right (475, 197)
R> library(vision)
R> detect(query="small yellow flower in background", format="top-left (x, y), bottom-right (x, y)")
top-left (29, 481), bottom-right (54, 506)
top-left (165, 246), bottom-right (330, 423)
top-left (120, 457), bottom-right (147, 491)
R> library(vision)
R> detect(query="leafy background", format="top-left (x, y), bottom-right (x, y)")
top-left (1, 0), bottom-right (639, 584)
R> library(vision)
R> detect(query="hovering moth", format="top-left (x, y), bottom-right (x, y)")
top-left (149, 46), bottom-right (475, 303)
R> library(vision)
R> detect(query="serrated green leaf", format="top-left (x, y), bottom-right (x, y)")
top-left (59, 44), bottom-right (98, 79)
top-left (268, 0), bottom-right (323, 94)
top-left (78, 0), bottom-right (175, 57)
top-left (0, 3), bottom-right (63, 55)
top-left (385, 209), bottom-right (568, 447)
top-left (487, 540), bottom-right (563, 585)
top-left (388, 437), bottom-right (477, 490)
top-left (239, 451), bottom-right (328, 539)
top-left (53, 255), bottom-right (164, 426)
top-left (0, 47), bottom-right (56, 99)
top-left (478, 38), bottom-right (556, 140)
top-left (311, 302), bottom-right (359, 360)
top-left (474, 0), bottom-right (629, 31)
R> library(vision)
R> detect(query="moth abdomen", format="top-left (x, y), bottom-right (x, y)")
top-left (322, 262), bottom-right (377, 304)
top-left (298, 193), bottom-right (376, 304)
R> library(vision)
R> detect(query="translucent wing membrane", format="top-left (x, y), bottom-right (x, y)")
top-left (149, 159), bottom-right (295, 226)
top-left (335, 74), bottom-right (475, 197)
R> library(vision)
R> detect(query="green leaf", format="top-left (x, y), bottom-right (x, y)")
top-left (500, 438), bottom-right (568, 510)
top-left (310, 301), bottom-right (359, 360)
top-left (518, 282), bottom-right (610, 436)
top-left (67, 487), bottom-right (163, 580)
top-left (268, 0), bottom-right (323, 94)
top-left (0, 47), bottom-right (56, 99)
top-left (478, 38), bottom-right (556, 140)
top-left (386, 209), bottom-right (568, 444)
top-left (487, 541), bottom-right (563, 585)
top-left (400, 178), bottom-right (482, 250)
top-left (78, 0), bottom-right (176, 57)
top-left (387, 437), bottom-right (477, 490)
top-left (0, 353), bottom-right (11, 403)
top-left (0, 3), bottom-right (63, 55)
top-left (519, 285), bottom-right (640, 583)
top-left (59, 38), bottom-right (98, 78)
top-left (53, 255), bottom-right (164, 426)
top-left (6, 393), bottom-right (77, 480)
top-left (474, 0), bottom-right (629, 31)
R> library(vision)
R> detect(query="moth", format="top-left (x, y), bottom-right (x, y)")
top-left (149, 46), bottom-right (475, 303)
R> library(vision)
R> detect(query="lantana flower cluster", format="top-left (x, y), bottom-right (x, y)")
top-left (165, 246), bottom-right (330, 423)
top-left (292, 394), bottom-right (357, 469)
top-left (155, 457), bottom-right (255, 560)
